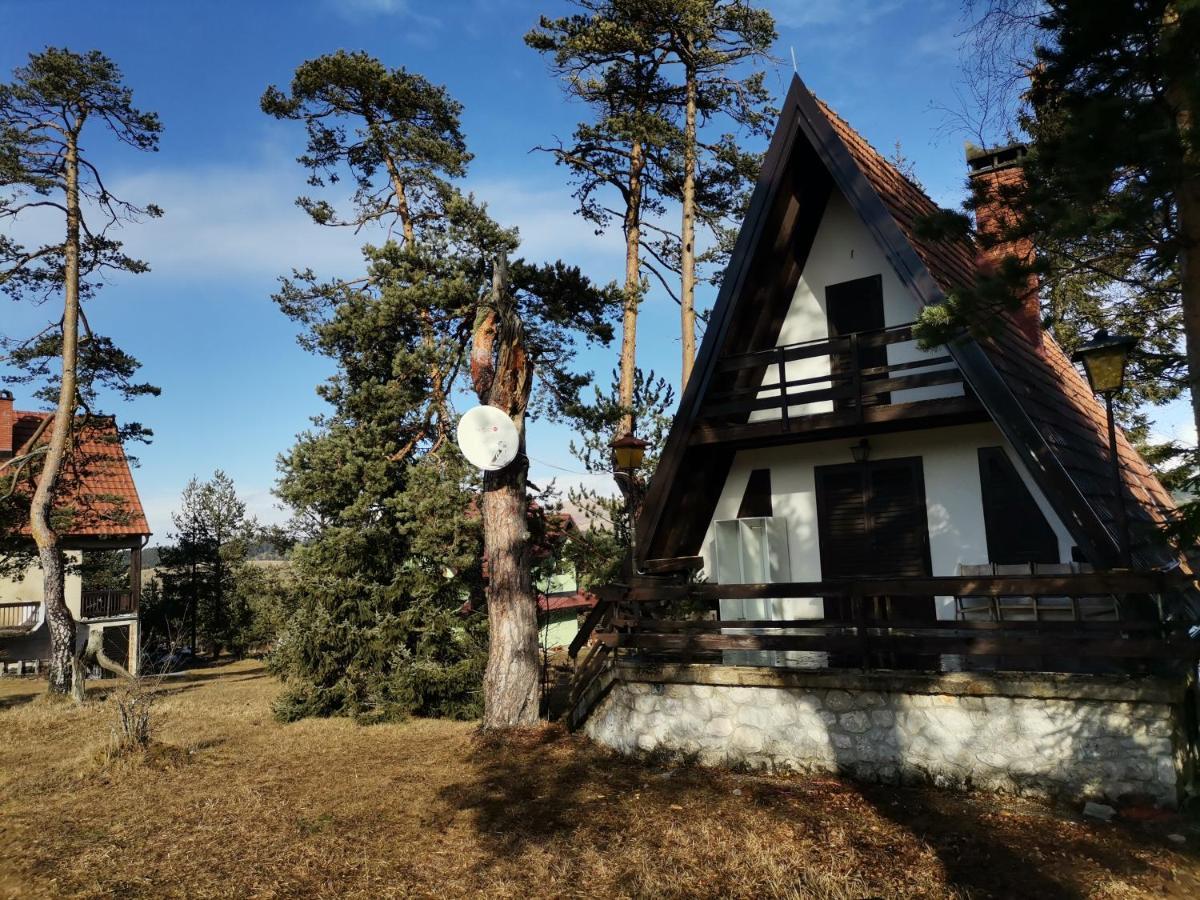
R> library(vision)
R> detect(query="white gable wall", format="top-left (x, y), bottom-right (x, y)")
top-left (751, 190), bottom-right (960, 422)
top-left (697, 422), bottom-right (1076, 621)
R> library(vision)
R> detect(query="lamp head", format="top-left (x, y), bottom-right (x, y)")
top-left (1071, 329), bottom-right (1135, 395)
top-left (611, 432), bottom-right (648, 473)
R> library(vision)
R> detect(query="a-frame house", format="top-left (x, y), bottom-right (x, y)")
top-left (572, 75), bottom-right (1197, 807)
top-left (636, 74), bottom-right (1180, 593)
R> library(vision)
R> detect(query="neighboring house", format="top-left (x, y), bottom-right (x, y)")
top-left (534, 512), bottom-right (596, 650)
top-left (573, 75), bottom-right (1197, 806)
top-left (0, 390), bottom-right (150, 676)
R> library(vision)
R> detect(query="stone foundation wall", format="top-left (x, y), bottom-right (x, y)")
top-left (584, 665), bottom-right (1190, 806)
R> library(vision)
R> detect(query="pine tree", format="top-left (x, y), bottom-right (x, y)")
top-left (264, 54), bottom-right (618, 725)
top-left (627, 0), bottom-right (776, 387)
top-left (527, 10), bottom-right (680, 435)
top-left (915, 0), bottom-right (1200, 538)
top-left (0, 48), bottom-right (161, 695)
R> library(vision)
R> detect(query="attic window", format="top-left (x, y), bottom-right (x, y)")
top-left (737, 468), bottom-right (773, 518)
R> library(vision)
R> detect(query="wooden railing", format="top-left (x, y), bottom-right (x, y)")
top-left (81, 589), bottom-right (136, 620)
top-left (567, 573), bottom-right (1199, 702)
top-left (701, 324), bottom-right (965, 426)
top-left (0, 601), bottom-right (41, 632)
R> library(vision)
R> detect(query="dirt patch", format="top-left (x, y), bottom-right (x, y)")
top-left (0, 659), bottom-right (1196, 898)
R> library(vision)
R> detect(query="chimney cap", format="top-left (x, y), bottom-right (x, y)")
top-left (0, 389), bottom-right (12, 401)
top-left (966, 142), bottom-right (1028, 177)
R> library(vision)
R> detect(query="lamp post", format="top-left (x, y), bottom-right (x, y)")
top-left (1072, 328), bottom-right (1136, 568)
top-left (611, 431), bottom-right (648, 574)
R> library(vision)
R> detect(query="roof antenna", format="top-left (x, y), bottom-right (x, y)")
top-left (790, 46), bottom-right (798, 74)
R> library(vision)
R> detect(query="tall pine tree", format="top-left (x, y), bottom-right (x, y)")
top-left (0, 48), bottom-right (160, 696)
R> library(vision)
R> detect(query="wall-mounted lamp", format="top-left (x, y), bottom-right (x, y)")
top-left (850, 438), bottom-right (871, 465)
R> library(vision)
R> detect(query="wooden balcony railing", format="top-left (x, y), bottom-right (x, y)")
top-left (81, 589), bottom-right (136, 620)
top-left (695, 324), bottom-right (977, 443)
top-left (0, 601), bottom-right (41, 632)
top-left (570, 573), bottom-right (1199, 693)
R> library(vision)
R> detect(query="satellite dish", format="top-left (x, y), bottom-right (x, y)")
top-left (456, 405), bottom-right (520, 471)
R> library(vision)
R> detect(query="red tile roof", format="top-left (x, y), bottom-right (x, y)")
top-left (814, 98), bottom-right (1179, 565)
top-left (538, 590), bottom-right (597, 614)
top-left (8, 410), bottom-right (150, 539)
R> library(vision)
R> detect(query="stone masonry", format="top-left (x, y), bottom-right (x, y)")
top-left (584, 664), bottom-right (1190, 806)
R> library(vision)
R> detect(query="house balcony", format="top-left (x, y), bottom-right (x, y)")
top-left (81, 589), bottom-right (137, 620)
top-left (692, 323), bottom-right (986, 447)
top-left (569, 570), bottom-right (1198, 701)
top-left (0, 601), bottom-right (42, 635)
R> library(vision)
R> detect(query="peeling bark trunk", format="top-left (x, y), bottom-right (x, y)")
top-left (480, 449), bottom-right (539, 728)
top-left (619, 140), bottom-right (645, 437)
top-left (680, 63), bottom-right (698, 390)
top-left (33, 126), bottom-right (83, 697)
top-left (473, 257), bottom-right (540, 728)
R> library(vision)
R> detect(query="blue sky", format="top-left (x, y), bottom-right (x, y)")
top-left (2, 0), bottom-right (1190, 536)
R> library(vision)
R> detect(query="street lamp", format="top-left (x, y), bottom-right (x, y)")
top-left (1072, 328), bottom-right (1136, 568)
top-left (611, 432), bottom-right (648, 474)
top-left (850, 438), bottom-right (871, 465)
top-left (611, 431), bottom-right (648, 574)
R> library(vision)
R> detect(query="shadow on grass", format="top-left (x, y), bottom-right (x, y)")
top-left (0, 684), bottom-right (43, 711)
top-left (853, 780), bottom-right (1186, 899)
top-left (437, 726), bottom-right (612, 855)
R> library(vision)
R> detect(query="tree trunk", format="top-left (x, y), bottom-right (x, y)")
top-left (1181, 188), bottom-right (1200, 445)
top-left (680, 62), bottom-right (698, 390)
top-left (32, 126), bottom-right (83, 697)
top-left (473, 257), bottom-right (540, 728)
top-left (481, 451), bottom-right (539, 728)
top-left (1164, 2), bottom-right (1200, 456)
top-left (619, 140), bottom-right (645, 437)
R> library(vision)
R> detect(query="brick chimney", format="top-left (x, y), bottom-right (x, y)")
top-left (0, 389), bottom-right (13, 460)
top-left (966, 143), bottom-right (1042, 350)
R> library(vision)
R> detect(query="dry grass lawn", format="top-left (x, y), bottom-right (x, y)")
top-left (0, 659), bottom-right (1197, 899)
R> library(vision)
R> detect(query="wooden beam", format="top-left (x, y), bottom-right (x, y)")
top-left (690, 395), bottom-right (987, 448)
top-left (639, 556), bottom-right (705, 575)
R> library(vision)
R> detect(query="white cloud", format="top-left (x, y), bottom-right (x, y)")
top-left (912, 21), bottom-right (965, 62)
top-left (80, 162), bottom-right (616, 286)
top-left (323, 0), bottom-right (442, 34)
top-left (108, 163), bottom-right (368, 283)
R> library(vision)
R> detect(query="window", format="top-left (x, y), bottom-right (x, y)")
top-left (977, 447), bottom-right (1060, 565)
top-left (825, 274), bottom-right (888, 408)
top-left (737, 468), bottom-right (773, 518)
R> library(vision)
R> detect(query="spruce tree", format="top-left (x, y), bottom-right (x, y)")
top-left (0, 48), bottom-right (161, 695)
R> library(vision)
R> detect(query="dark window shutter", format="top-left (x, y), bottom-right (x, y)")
top-left (867, 461), bottom-right (931, 578)
top-left (815, 467), bottom-right (871, 578)
top-left (977, 447), bottom-right (1060, 565)
top-left (737, 468), bottom-right (773, 518)
top-left (825, 274), bottom-right (888, 408)
top-left (815, 458), bottom-right (931, 579)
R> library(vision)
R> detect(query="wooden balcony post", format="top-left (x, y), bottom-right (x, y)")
top-left (776, 346), bottom-right (789, 431)
top-left (131, 546), bottom-right (142, 613)
top-left (849, 332), bottom-right (863, 422)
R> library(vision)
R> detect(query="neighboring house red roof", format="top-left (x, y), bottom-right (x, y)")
top-left (8, 410), bottom-right (150, 539)
top-left (816, 99), bottom-right (1179, 565)
top-left (538, 590), bottom-right (597, 614)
